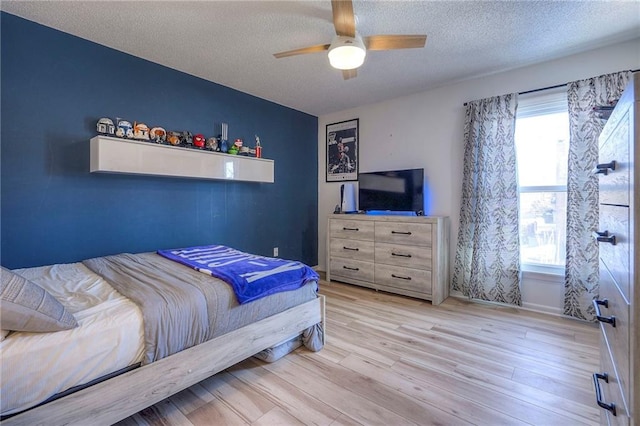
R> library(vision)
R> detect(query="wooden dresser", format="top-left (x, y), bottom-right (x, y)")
top-left (326, 215), bottom-right (449, 305)
top-left (593, 72), bottom-right (638, 426)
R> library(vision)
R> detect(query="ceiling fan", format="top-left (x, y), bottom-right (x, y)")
top-left (273, 0), bottom-right (427, 80)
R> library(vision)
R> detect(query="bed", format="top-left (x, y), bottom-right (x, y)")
top-left (0, 246), bottom-right (325, 425)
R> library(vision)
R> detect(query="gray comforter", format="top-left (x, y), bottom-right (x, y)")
top-left (83, 252), bottom-right (320, 364)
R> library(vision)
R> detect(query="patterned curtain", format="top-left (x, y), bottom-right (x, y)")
top-left (564, 71), bottom-right (632, 321)
top-left (452, 94), bottom-right (522, 305)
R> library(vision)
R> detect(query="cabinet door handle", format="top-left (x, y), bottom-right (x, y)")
top-left (392, 253), bottom-right (412, 258)
top-left (343, 247), bottom-right (359, 251)
top-left (343, 266), bottom-right (359, 271)
top-left (592, 373), bottom-right (617, 416)
top-left (343, 227), bottom-right (359, 231)
top-left (592, 231), bottom-right (616, 245)
top-left (391, 230), bottom-right (412, 235)
top-left (592, 299), bottom-right (616, 327)
top-left (391, 274), bottom-right (411, 280)
top-left (593, 160), bottom-right (616, 175)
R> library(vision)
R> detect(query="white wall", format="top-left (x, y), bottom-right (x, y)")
top-left (317, 38), bottom-right (640, 314)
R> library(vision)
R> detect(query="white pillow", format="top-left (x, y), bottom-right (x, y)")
top-left (1, 266), bottom-right (78, 332)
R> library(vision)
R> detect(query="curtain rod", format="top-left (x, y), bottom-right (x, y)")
top-left (463, 68), bottom-right (639, 106)
top-left (518, 82), bottom-right (566, 96)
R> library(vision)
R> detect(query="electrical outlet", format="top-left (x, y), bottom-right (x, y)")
top-left (273, 247), bottom-right (279, 257)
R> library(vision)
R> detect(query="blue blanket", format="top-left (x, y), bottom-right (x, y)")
top-left (157, 245), bottom-right (319, 304)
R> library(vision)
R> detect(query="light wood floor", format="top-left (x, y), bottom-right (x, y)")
top-left (115, 280), bottom-right (600, 426)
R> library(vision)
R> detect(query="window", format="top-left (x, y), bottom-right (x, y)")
top-left (515, 89), bottom-right (569, 270)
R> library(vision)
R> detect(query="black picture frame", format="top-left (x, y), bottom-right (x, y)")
top-left (326, 118), bottom-right (359, 182)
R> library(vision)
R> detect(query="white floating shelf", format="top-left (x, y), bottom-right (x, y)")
top-left (90, 136), bottom-right (274, 183)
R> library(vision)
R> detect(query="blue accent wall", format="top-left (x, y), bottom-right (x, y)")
top-left (1, 13), bottom-right (318, 269)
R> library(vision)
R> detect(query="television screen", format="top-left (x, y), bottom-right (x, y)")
top-left (358, 168), bottom-right (425, 214)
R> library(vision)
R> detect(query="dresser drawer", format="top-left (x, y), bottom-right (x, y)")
top-left (598, 259), bottom-right (630, 402)
top-left (374, 242), bottom-right (431, 270)
top-left (598, 204), bottom-right (630, 301)
top-left (330, 238), bottom-right (374, 262)
top-left (330, 218), bottom-right (375, 241)
top-left (330, 258), bottom-right (374, 283)
top-left (598, 107), bottom-right (630, 207)
top-left (374, 264), bottom-right (432, 295)
top-left (595, 333), bottom-right (630, 426)
top-left (375, 222), bottom-right (432, 246)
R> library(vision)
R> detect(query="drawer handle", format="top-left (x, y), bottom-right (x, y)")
top-left (392, 253), bottom-right (412, 258)
top-left (592, 231), bottom-right (616, 245)
top-left (391, 274), bottom-right (411, 280)
top-left (343, 227), bottom-right (359, 231)
top-left (343, 247), bottom-right (359, 251)
top-left (593, 160), bottom-right (616, 175)
top-left (391, 230), bottom-right (412, 235)
top-left (343, 266), bottom-right (359, 271)
top-left (592, 299), bottom-right (616, 327)
top-left (592, 373), bottom-right (617, 416)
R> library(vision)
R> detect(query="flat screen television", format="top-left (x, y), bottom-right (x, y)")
top-left (358, 168), bottom-right (425, 215)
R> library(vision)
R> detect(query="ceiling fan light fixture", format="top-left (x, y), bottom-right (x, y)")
top-left (328, 34), bottom-right (366, 70)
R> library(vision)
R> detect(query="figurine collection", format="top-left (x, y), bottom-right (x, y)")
top-left (96, 117), bottom-right (263, 157)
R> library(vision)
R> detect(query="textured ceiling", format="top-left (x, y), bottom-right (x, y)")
top-left (2, 1), bottom-right (639, 116)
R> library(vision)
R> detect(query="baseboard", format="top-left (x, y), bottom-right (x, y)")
top-left (521, 301), bottom-right (563, 316)
top-left (449, 291), bottom-right (565, 318)
top-left (332, 283), bottom-right (571, 320)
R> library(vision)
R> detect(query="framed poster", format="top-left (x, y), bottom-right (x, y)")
top-left (326, 118), bottom-right (359, 182)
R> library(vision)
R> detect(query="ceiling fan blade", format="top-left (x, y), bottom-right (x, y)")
top-left (364, 35), bottom-right (427, 51)
top-left (342, 69), bottom-right (357, 80)
top-left (332, 0), bottom-right (356, 37)
top-left (273, 44), bottom-right (330, 59)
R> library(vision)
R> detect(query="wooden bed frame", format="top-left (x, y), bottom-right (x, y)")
top-left (3, 295), bottom-right (325, 426)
